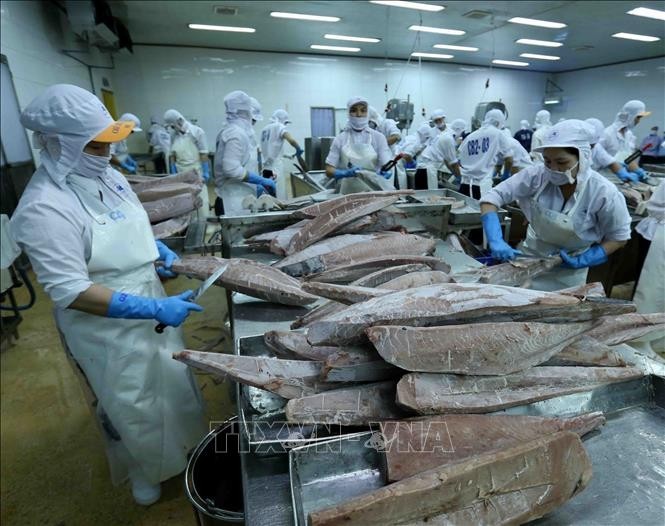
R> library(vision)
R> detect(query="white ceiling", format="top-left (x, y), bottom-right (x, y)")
top-left (113, 1), bottom-right (665, 72)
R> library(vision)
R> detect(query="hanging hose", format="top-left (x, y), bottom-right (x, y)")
top-left (0, 260), bottom-right (36, 311)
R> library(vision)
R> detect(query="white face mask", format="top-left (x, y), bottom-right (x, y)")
top-left (349, 116), bottom-right (369, 130)
top-left (545, 162), bottom-right (578, 186)
top-left (73, 152), bottom-right (111, 178)
top-left (435, 122), bottom-right (446, 131)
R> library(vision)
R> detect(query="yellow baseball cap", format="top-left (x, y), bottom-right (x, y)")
top-left (93, 120), bottom-right (135, 142)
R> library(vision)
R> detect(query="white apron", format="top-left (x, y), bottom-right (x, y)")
top-left (172, 133), bottom-right (210, 217)
top-left (338, 133), bottom-right (394, 194)
top-left (57, 175), bottom-right (206, 485)
top-left (272, 157), bottom-right (290, 201)
top-left (395, 160), bottom-right (408, 190)
top-left (520, 180), bottom-right (592, 291)
top-left (460, 174), bottom-right (494, 198)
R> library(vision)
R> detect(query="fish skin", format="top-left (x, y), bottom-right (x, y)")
top-left (292, 191), bottom-right (414, 219)
top-left (305, 256), bottom-right (451, 284)
top-left (286, 195), bottom-right (398, 255)
top-left (143, 193), bottom-right (202, 223)
top-left (452, 256), bottom-right (562, 287)
top-left (151, 213), bottom-right (191, 239)
top-left (366, 321), bottom-right (595, 374)
top-left (557, 281), bottom-right (607, 298)
top-left (544, 335), bottom-right (626, 367)
top-left (308, 431), bottom-right (592, 526)
top-left (290, 264), bottom-right (431, 329)
top-left (285, 381), bottom-right (406, 425)
top-left (171, 256), bottom-right (319, 306)
top-left (380, 412), bottom-right (605, 482)
top-left (396, 366), bottom-right (643, 414)
top-left (173, 350), bottom-right (331, 399)
top-left (306, 283), bottom-right (587, 346)
top-left (320, 350), bottom-right (401, 382)
top-left (585, 312), bottom-right (665, 346)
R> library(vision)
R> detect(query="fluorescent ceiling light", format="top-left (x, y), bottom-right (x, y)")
top-left (370, 1), bottom-right (444, 12)
top-left (188, 23), bottom-right (255, 33)
top-left (520, 53), bottom-right (560, 61)
top-left (409, 25), bottom-right (465, 35)
top-left (612, 32), bottom-right (660, 42)
top-left (515, 38), bottom-right (563, 48)
top-left (508, 17), bottom-right (567, 29)
top-left (270, 12), bottom-right (340, 22)
top-left (311, 44), bottom-right (361, 52)
top-left (433, 44), bottom-right (479, 51)
top-left (411, 52), bottom-right (454, 59)
top-left (325, 34), bottom-right (381, 43)
top-left (544, 98), bottom-right (561, 105)
top-left (492, 59), bottom-right (529, 67)
top-left (627, 7), bottom-right (665, 21)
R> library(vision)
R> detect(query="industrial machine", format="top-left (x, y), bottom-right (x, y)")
top-left (471, 101), bottom-right (508, 131)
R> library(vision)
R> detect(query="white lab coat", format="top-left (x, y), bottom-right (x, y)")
top-left (214, 117), bottom-right (256, 213)
top-left (530, 125), bottom-right (551, 162)
top-left (325, 128), bottom-right (393, 172)
top-left (599, 122), bottom-right (636, 158)
top-left (260, 121), bottom-right (289, 199)
top-left (419, 132), bottom-right (459, 189)
top-left (171, 123), bottom-right (209, 216)
top-left (458, 125), bottom-right (513, 195)
top-left (500, 137), bottom-right (533, 170)
top-left (590, 142), bottom-right (615, 171)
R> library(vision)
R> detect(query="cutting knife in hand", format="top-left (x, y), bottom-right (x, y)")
top-left (155, 262), bottom-right (229, 334)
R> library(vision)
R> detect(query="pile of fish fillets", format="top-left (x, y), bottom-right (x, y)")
top-left (125, 169), bottom-right (203, 238)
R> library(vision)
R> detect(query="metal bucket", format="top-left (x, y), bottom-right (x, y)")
top-left (186, 417), bottom-right (244, 525)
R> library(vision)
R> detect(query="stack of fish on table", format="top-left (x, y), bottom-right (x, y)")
top-left (124, 169), bottom-right (204, 239)
top-left (167, 190), bottom-right (665, 525)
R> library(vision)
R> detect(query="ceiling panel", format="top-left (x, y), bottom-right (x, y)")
top-left (112, 0), bottom-right (665, 72)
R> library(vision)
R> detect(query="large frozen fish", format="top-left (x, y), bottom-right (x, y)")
top-left (135, 182), bottom-right (202, 203)
top-left (151, 213), bottom-right (191, 239)
top-left (173, 350), bottom-right (329, 399)
top-left (557, 281), bottom-right (607, 298)
top-left (293, 190), bottom-right (414, 219)
top-left (452, 256), bottom-right (562, 287)
top-left (584, 312), bottom-right (665, 346)
top-left (263, 330), bottom-right (372, 361)
top-left (366, 321), bottom-right (594, 374)
top-left (286, 195), bottom-right (398, 255)
top-left (143, 193), bottom-right (202, 223)
top-left (306, 283), bottom-right (634, 346)
top-left (305, 255), bottom-right (451, 284)
top-left (396, 366), bottom-right (643, 414)
top-left (320, 350), bottom-right (400, 382)
top-left (244, 219), bottom-right (309, 254)
top-left (127, 169), bottom-right (201, 188)
top-left (545, 335), bottom-right (626, 366)
top-left (285, 381), bottom-right (405, 425)
top-left (381, 412), bottom-right (605, 482)
top-left (275, 233), bottom-right (437, 277)
top-left (291, 264), bottom-right (431, 329)
top-left (308, 431), bottom-right (592, 526)
top-left (171, 256), bottom-right (319, 306)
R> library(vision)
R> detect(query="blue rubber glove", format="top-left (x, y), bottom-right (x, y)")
top-left (256, 185), bottom-right (265, 197)
top-left (501, 168), bottom-right (511, 181)
top-left (295, 147), bottom-right (304, 158)
top-left (631, 167), bottom-right (648, 182)
top-left (126, 155), bottom-right (137, 169)
top-left (560, 245), bottom-right (608, 269)
top-left (247, 172), bottom-right (276, 196)
top-left (616, 166), bottom-right (638, 183)
top-left (378, 170), bottom-right (393, 180)
top-left (481, 212), bottom-right (522, 261)
top-left (333, 167), bottom-right (359, 180)
top-left (170, 162), bottom-right (178, 174)
top-left (155, 240), bottom-right (179, 278)
top-left (107, 290), bottom-right (203, 327)
top-left (201, 162), bottom-right (210, 182)
top-left (120, 159), bottom-right (136, 174)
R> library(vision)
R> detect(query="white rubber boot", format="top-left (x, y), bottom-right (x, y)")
top-left (130, 471), bottom-right (161, 506)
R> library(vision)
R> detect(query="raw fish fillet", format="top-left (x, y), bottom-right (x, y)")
top-left (545, 335), bottom-right (626, 366)
top-left (556, 281), bottom-right (606, 298)
top-left (135, 182), bottom-right (202, 203)
top-left (129, 169), bottom-right (201, 189)
top-left (263, 330), bottom-right (372, 361)
top-left (151, 213), bottom-right (191, 239)
top-left (452, 256), bottom-right (562, 287)
top-left (142, 193), bottom-right (202, 223)
top-left (320, 350), bottom-right (400, 382)
top-left (293, 190), bottom-right (413, 219)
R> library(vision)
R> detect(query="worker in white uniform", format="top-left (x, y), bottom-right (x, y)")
top-left (480, 119), bottom-right (632, 291)
top-left (449, 119), bottom-right (468, 146)
top-left (514, 120), bottom-right (533, 151)
top-left (632, 181), bottom-right (665, 352)
top-left (147, 117), bottom-right (171, 174)
top-left (584, 117), bottom-right (614, 172)
top-left (457, 109), bottom-right (513, 199)
top-left (9, 85), bottom-right (206, 505)
top-left (497, 128), bottom-right (533, 180)
top-left (214, 90), bottom-right (276, 215)
top-left (530, 109), bottom-right (552, 162)
top-left (110, 112), bottom-right (141, 174)
top-left (598, 100), bottom-right (651, 183)
top-left (248, 97), bottom-right (263, 174)
top-left (414, 109), bottom-right (449, 189)
top-left (418, 128), bottom-right (462, 190)
top-left (164, 109), bottom-right (210, 216)
top-left (368, 106), bottom-right (403, 188)
top-left (324, 96), bottom-right (393, 194)
top-left (260, 109), bottom-right (304, 200)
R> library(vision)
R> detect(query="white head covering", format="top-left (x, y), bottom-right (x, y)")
top-left (271, 109), bottom-right (290, 124)
top-left (164, 108), bottom-right (190, 133)
top-left (119, 112), bottom-right (142, 132)
top-left (416, 121), bottom-right (434, 144)
top-left (534, 109), bottom-right (551, 129)
top-left (20, 84), bottom-right (131, 187)
top-left (450, 119), bottom-right (466, 136)
top-left (368, 106), bottom-right (383, 127)
top-left (483, 109), bottom-right (506, 128)
top-left (223, 90), bottom-right (253, 131)
top-left (520, 119), bottom-right (530, 130)
top-left (347, 96), bottom-right (368, 111)
top-left (614, 100), bottom-right (650, 129)
top-left (533, 119), bottom-right (594, 173)
top-left (429, 108), bottom-right (446, 121)
top-left (584, 118), bottom-right (605, 144)
top-left (346, 96), bottom-right (369, 131)
top-left (250, 97), bottom-right (263, 122)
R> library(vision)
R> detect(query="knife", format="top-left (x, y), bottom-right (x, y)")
top-left (155, 262), bottom-right (229, 334)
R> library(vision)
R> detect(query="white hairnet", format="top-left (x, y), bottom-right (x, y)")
top-left (533, 119), bottom-right (593, 172)
top-left (483, 109), bottom-right (506, 128)
top-left (368, 106), bottom-right (382, 126)
top-left (250, 97), bottom-right (263, 121)
top-left (534, 109), bottom-right (551, 128)
top-left (450, 118), bottom-right (466, 135)
top-left (164, 109), bottom-right (184, 125)
top-left (224, 90), bottom-right (252, 115)
top-left (520, 119), bottom-right (530, 129)
top-left (614, 100), bottom-right (650, 128)
top-left (20, 84), bottom-right (117, 187)
top-left (584, 118), bottom-right (605, 144)
top-left (429, 108), bottom-right (446, 121)
top-left (119, 112), bottom-right (142, 132)
top-left (271, 109), bottom-right (290, 124)
top-left (347, 96), bottom-right (368, 111)
top-left (416, 121), bottom-right (434, 144)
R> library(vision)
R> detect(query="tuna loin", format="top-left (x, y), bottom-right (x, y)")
top-left (306, 256), bottom-right (451, 284)
top-left (151, 213), bottom-right (191, 239)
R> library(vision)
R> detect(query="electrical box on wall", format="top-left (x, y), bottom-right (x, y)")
top-left (386, 99), bottom-right (414, 130)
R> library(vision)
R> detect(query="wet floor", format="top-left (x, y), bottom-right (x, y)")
top-left (1, 270), bottom-right (235, 525)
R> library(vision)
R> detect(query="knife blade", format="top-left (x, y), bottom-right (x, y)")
top-left (155, 262), bottom-right (229, 334)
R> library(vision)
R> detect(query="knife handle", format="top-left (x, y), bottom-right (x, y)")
top-left (155, 322), bottom-right (167, 334)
